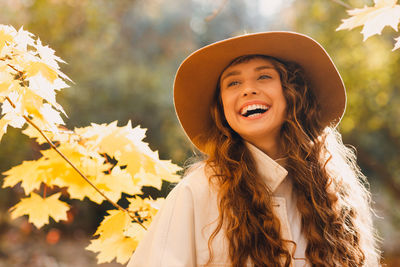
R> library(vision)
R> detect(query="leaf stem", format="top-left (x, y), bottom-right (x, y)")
top-left (43, 184), bottom-right (47, 199)
top-left (4, 96), bottom-right (147, 230)
top-left (6, 63), bottom-right (22, 74)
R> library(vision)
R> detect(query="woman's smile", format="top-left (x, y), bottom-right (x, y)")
top-left (239, 100), bottom-right (270, 119)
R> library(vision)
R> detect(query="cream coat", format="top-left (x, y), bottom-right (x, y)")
top-left (127, 142), bottom-right (309, 267)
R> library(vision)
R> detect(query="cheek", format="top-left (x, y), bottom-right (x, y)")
top-left (221, 93), bottom-right (234, 114)
top-left (220, 101), bottom-right (236, 129)
top-left (274, 90), bottom-right (287, 118)
top-left (222, 102), bottom-right (233, 124)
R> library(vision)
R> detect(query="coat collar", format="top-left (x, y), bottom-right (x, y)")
top-left (245, 141), bottom-right (288, 192)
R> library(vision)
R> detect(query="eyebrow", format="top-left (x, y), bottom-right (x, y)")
top-left (220, 65), bottom-right (275, 83)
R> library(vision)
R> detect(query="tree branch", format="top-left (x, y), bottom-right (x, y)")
top-left (330, 0), bottom-right (352, 9)
top-left (205, 0), bottom-right (228, 22)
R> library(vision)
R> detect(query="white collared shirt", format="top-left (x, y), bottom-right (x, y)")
top-left (127, 142), bottom-right (309, 267)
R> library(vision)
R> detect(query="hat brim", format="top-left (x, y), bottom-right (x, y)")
top-left (173, 31), bottom-right (346, 152)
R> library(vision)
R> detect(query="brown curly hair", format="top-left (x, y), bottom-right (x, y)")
top-left (195, 55), bottom-right (381, 266)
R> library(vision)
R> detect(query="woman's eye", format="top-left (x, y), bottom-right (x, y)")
top-left (258, 74), bottom-right (271, 80)
top-left (227, 81), bottom-right (239, 87)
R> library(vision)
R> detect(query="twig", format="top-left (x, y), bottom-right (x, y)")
top-left (205, 0), bottom-right (229, 22)
top-left (330, 0), bottom-right (352, 9)
top-left (7, 63), bottom-right (21, 74)
top-left (43, 184), bottom-right (47, 198)
top-left (4, 96), bottom-right (147, 230)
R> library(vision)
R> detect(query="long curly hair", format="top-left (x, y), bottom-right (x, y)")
top-left (194, 55), bottom-right (381, 266)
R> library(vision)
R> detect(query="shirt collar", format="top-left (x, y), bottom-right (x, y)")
top-left (245, 141), bottom-right (288, 192)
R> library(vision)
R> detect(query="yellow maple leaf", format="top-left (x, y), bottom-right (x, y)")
top-left (93, 205), bottom-right (152, 242)
top-left (127, 196), bottom-right (164, 224)
top-left (132, 156), bottom-right (181, 189)
top-left (24, 61), bottom-right (59, 83)
top-left (87, 235), bottom-right (138, 264)
top-left (9, 192), bottom-right (69, 228)
top-left (124, 221), bottom-right (147, 242)
top-left (336, 0), bottom-right (400, 40)
top-left (2, 160), bottom-right (44, 194)
top-left (97, 166), bottom-right (143, 198)
top-left (0, 25), bottom-right (15, 52)
top-left (87, 209), bottom-right (147, 264)
top-left (94, 210), bottom-right (131, 239)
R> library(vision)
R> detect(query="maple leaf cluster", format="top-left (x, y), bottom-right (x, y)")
top-left (0, 25), bottom-right (181, 264)
top-left (337, 0), bottom-right (400, 50)
top-left (0, 25), bottom-right (70, 139)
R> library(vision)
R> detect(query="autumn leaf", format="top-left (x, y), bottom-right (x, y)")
top-left (25, 61), bottom-right (59, 83)
top-left (97, 166), bottom-right (143, 199)
top-left (93, 210), bottom-right (131, 239)
top-left (127, 196), bottom-right (164, 222)
top-left (336, 0), bottom-right (400, 40)
top-left (9, 192), bottom-right (69, 228)
top-left (86, 197), bottom-right (164, 264)
top-left (87, 209), bottom-right (141, 264)
top-left (2, 160), bottom-right (43, 194)
top-left (0, 25), bottom-right (15, 52)
top-left (87, 235), bottom-right (138, 264)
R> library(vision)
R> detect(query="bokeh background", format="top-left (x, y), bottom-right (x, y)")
top-left (0, 0), bottom-right (399, 266)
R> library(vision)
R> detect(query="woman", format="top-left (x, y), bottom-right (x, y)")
top-left (127, 32), bottom-right (381, 267)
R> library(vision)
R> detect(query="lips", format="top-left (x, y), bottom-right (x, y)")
top-left (239, 102), bottom-right (270, 118)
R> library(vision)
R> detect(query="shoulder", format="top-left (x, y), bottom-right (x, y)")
top-left (181, 162), bottom-right (209, 186)
top-left (169, 161), bottom-right (217, 203)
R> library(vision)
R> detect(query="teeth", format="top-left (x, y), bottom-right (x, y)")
top-left (248, 113), bottom-right (260, 118)
top-left (241, 104), bottom-right (269, 115)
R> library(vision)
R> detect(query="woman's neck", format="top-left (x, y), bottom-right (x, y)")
top-left (247, 138), bottom-right (283, 160)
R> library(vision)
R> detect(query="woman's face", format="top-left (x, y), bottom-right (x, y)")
top-left (219, 57), bottom-right (287, 150)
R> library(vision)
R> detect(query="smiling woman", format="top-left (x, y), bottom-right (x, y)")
top-left (127, 32), bottom-right (381, 267)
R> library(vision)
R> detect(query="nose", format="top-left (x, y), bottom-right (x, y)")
top-left (242, 82), bottom-right (259, 97)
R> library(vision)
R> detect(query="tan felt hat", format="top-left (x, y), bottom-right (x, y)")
top-left (173, 31), bottom-right (346, 152)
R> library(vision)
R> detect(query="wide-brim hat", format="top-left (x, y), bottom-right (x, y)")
top-left (173, 31), bottom-right (346, 152)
